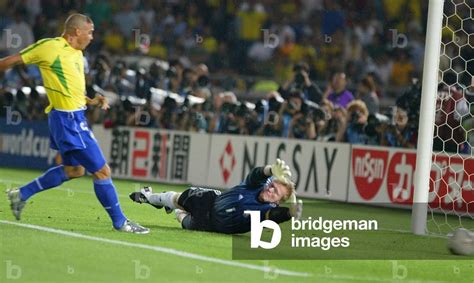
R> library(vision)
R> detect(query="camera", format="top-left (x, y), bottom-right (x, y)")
top-left (294, 72), bottom-right (305, 86)
top-left (396, 79), bottom-right (421, 127)
top-left (268, 96), bottom-right (284, 112)
top-left (293, 62), bottom-right (309, 87)
top-left (267, 111), bottom-right (279, 125)
top-left (221, 102), bottom-right (237, 114)
top-left (197, 75), bottom-right (210, 87)
top-left (166, 66), bottom-right (178, 78)
top-left (350, 111), bottom-right (361, 124)
top-left (301, 100), bottom-right (326, 124)
top-left (365, 113), bottom-right (391, 137)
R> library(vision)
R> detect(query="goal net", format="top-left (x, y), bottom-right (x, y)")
top-left (412, 0), bottom-right (474, 236)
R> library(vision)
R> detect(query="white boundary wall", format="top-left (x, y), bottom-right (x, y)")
top-left (94, 126), bottom-right (473, 214)
top-left (94, 125), bottom-right (209, 185)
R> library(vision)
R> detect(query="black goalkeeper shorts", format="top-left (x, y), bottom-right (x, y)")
top-left (178, 187), bottom-right (221, 232)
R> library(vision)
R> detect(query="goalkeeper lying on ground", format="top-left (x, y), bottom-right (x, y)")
top-left (129, 159), bottom-right (303, 234)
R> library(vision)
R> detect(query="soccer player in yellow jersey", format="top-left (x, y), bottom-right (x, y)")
top-left (0, 13), bottom-right (149, 233)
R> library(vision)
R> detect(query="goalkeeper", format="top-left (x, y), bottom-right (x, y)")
top-left (129, 159), bottom-right (303, 234)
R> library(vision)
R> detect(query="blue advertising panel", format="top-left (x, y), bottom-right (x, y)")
top-left (0, 118), bottom-right (57, 170)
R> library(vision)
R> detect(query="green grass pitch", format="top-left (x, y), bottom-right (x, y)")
top-left (0, 167), bottom-right (473, 282)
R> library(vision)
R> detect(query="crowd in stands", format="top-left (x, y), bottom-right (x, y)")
top-left (0, 0), bottom-right (473, 153)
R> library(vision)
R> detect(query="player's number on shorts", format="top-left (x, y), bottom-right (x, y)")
top-left (80, 121), bottom-right (97, 140)
top-left (80, 122), bottom-right (89, 132)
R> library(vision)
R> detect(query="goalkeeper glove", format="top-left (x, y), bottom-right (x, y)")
top-left (288, 194), bottom-right (303, 220)
top-left (271, 158), bottom-right (292, 183)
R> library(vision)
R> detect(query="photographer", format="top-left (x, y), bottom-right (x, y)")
top-left (288, 101), bottom-right (325, 140)
top-left (363, 113), bottom-right (390, 146)
top-left (163, 60), bottom-right (183, 93)
top-left (378, 79), bottom-right (421, 149)
top-left (336, 100), bottom-right (369, 144)
top-left (214, 91), bottom-right (254, 135)
top-left (356, 76), bottom-right (379, 114)
top-left (217, 101), bottom-right (243, 134)
top-left (193, 64), bottom-right (212, 99)
top-left (380, 106), bottom-right (417, 148)
top-left (259, 92), bottom-right (285, 137)
top-left (123, 96), bottom-right (153, 128)
top-left (178, 67), bottom-right (196, 97)
top-left (315, 99), bottom-right (338, 142)
top-left (279, 90), bottom-right (306, 138)
top-left (109, 60), bottom-right (136, 97)
top-left (90, 54), bottom-right (112, 89)
top-left (278, 62), bottom-right (323, 105)
top-left (155, 95), bottom-right (181, 129)
top-left (180, 96), bottom-right (210, 133)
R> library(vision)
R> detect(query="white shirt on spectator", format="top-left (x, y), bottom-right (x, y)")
top-left (354, 24), bottom-right (376, 46)
top-left (247, 42), bottom-right (273, 61)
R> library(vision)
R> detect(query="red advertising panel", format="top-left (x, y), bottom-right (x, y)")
top-left (349, 146), bottom-right (473, 214)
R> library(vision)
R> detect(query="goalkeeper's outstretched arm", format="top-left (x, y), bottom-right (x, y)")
top-left (243, 166), bottom-right (271, 187)
top-left (243, 158), bottom-right (293, 187)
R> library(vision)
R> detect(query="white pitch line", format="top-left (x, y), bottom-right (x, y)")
top-left (313, 273), bottom-right (446, 283)
top-left (0, 220), bottom-right (311, 278)
top-left (0, 178), bottom-right (455, 240)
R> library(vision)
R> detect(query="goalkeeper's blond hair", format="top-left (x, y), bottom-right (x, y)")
top-left (274, 179), bottom-right (296, 202)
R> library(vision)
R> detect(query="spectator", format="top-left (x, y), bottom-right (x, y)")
top-left (113, 4), bottom-right (139, 39)
top-left (234, 2), bottom-right (267, 71)
top-left (1, 9), bottom-right (34, 55)
top-left (258, 91), bottom-right (284, 137)
top-left (85, 0), bottom-right (112, 28)
top-left (381, 106), bottom-right (417, 148)
top-left (390, 51), bottom-right (415, 87)
top-left (336, 100), bottom-right (369, 144)
top-left (315, 99), bottom-right (338, 141)
top-left (0, 0), bottom-right (451, 149)
top-left (278, 62), bottom-right (323, 104)
top-left (357, 76), bottom-right (380, 114)
top-left (353, 17), bottom-right (377, 47)
top-left (279, 90), bottom-right (305, 137)
top-left (326, 72), bottom-right (354, 108)
top-left (289, 100), bottom-right (325, 140)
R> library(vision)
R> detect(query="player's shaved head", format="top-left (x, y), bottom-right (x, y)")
top-left (62, 13), bottom-right (94, 50)
top-left (63, 13), bottom-right (93, 35)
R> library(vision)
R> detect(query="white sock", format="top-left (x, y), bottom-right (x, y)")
top-left (148, 192), bottom-right (178, 209)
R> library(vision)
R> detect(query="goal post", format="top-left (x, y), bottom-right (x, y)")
top-left (411, 0), bottom-right (445, 236)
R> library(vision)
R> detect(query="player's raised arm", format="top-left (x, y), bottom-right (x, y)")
top-left (242, 166), bottom-right (270, 187)
top-left (243, 159), bottom-right (292, 187)
top-left (0, 54), bottom-right (23, 72)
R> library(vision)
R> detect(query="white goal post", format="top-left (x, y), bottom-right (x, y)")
top-left (411, 0), bottom-right (445, 235)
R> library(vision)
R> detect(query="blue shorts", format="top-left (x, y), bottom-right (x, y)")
top-left (48, 109), bottom-right (106, 173)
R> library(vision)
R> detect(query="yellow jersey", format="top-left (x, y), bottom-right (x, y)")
top-left (20, 37), bottom-right (86, 113)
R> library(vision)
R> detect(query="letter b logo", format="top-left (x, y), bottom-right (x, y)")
top-left (244, 210), bottom-right (281, 249)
